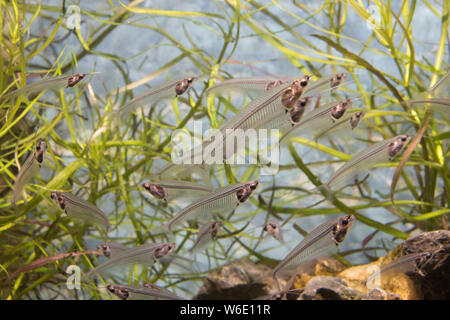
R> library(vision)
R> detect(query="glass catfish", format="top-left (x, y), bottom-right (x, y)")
top-left (141, 180), bottom-right (213, 202)
top-left (366, 251), bottom-right (433, 286)
top-left (319, 135), bottom-right (410, 193)
top-left (256, 96), bottom-right (313, 132)
top-left (263, 220), bottom-right (284, 243)
top-left (255, 73), bottom-right (352, 133)
top-left (97, 242), bottom-right (128, 258)
top-left (97, 242), bottom-right (194, 272)
top-left (189, 221), bottom-right (222, 254)
top-left (313, 111), bottom-right (366, 141)
top-left (117, 77), bottom-right (195, 117)
top-left (163, 181), bottom-right (259, 233)
top-left (202, 76), bottom-right (289, 105)
top-left (199, 76), bottom-right (311, 161)
top-left (106, 283), bottom-right (185, 300)
top-left (272, 215), bottom-right (355, 278)
top-left (280, 97), bottom-right (358, 143)
top-left (13, 141), bottom-right (47, 205)
top-left (217, 75), bottom-right (311, 133)
top-left (50, 191), bottom-right (110, 232)
top-left (4, 73), bottom-right (87, 100)
top-left (203, 73), bottom-right (348, 109)
top-left (87, 242), bottom-right (175, 279)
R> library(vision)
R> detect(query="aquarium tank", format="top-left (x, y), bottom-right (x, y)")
top-left (0, 0), bottom-right (448, 301)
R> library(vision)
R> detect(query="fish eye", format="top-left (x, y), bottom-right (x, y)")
top-left (401, 136), bottom-right (407, 142)
top-left (300, 80), bottom-right (308, 87)
top-left (342, 219), bottom-right (348, 226)
top-left (388, 142), bottom-right (394, 147)
top-left (142, 183), bottom-right (150, 190)
top-left (187, 78), bottom-right (193, 83)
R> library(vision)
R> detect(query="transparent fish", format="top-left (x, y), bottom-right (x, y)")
top-left (97, 242), bottom-right (127, 258)
top-left (321, 135), bottom-right (410, 192)
top-left (13, 141), bottom-right (47, 205)
top-left (256, 96), bottom-right (313, 132)
top-left (149, 162), bottom-right (212, 188)
top-left (218, 76), bottom-right (312, 132)
top-left (97, 242), bottom-right (193, 271)
top-left (366, 251), bottom-right (433, 286)
top-left (164, 181), bottom-right (259, 233)
top-left (117, 77), bottom-right (195, 117)
top-left (280, 97), bottom-right (357, 143)
top-left (50, 191), bottom-right (110, 232)
top-left (199, 76), bottom-right (312, 161)
top-left (4, 73), bottom-right (87, 100)
top-left (263, 220), bottom-right (284, 242)
top-left (87, 242), bottom-right (175, 279)
top-left (429, 70), bottom-right (450, 98)
top-left (407, 98), bottom-right (450, 119)
top-left (313, 111), bottom-right (366, 141)
top-left (189, 221), bottom-right (222, 254)
top-left (272, 215), bottom-right (355, 278)
top-left (196, 74), bottom-right (348, 164)
top-left (142, 180), bottom-right (213, 202)
top-left (106, 283), bottom-right (185, 300)
top-left (202, 76), bottom-right (289, 105)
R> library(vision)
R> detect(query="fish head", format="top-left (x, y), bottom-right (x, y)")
top-left (97, 243), bottom-right (111, 258)
top-left (263, 221), bottom-right (281, 239)
top-left (330, 73), bottom-right (347, 88)
top-left (66, 73), bottom-right (86, 88)
top-left (35, 141), bottom-right (47, 163)
top-left (142, 183), bottom-right (166, 200)
top-left (332, 214), bottom-right (355, 245)
top-left (107, 285), bottom-right (129, 300)
top-left (387, 135), bottom-right (410, 159)
top-left (331, 98), bottom-right (353, 120)
top-left (50, 191), bottom-right (66, 210)
top-left (248, 181), bottom-right (259, 191)
top-left (414, 251), bottom-right (433, 270)
top-left (290, 97), bottom-right (311, 123)
top-left (175, 77), bottom-right (195, 96)
top-left (209, 221), bottom-right (222, 238)
top-left (281, 75), bottom-right (311, 109)
top-left (153, 243), bottom-right (176, 259)
top-left (265, 79), bottom-right (285, 91)
top-left (350, 111), bottom-right (365, 129)
top-left (236, 181), bottom-right (259, 203)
